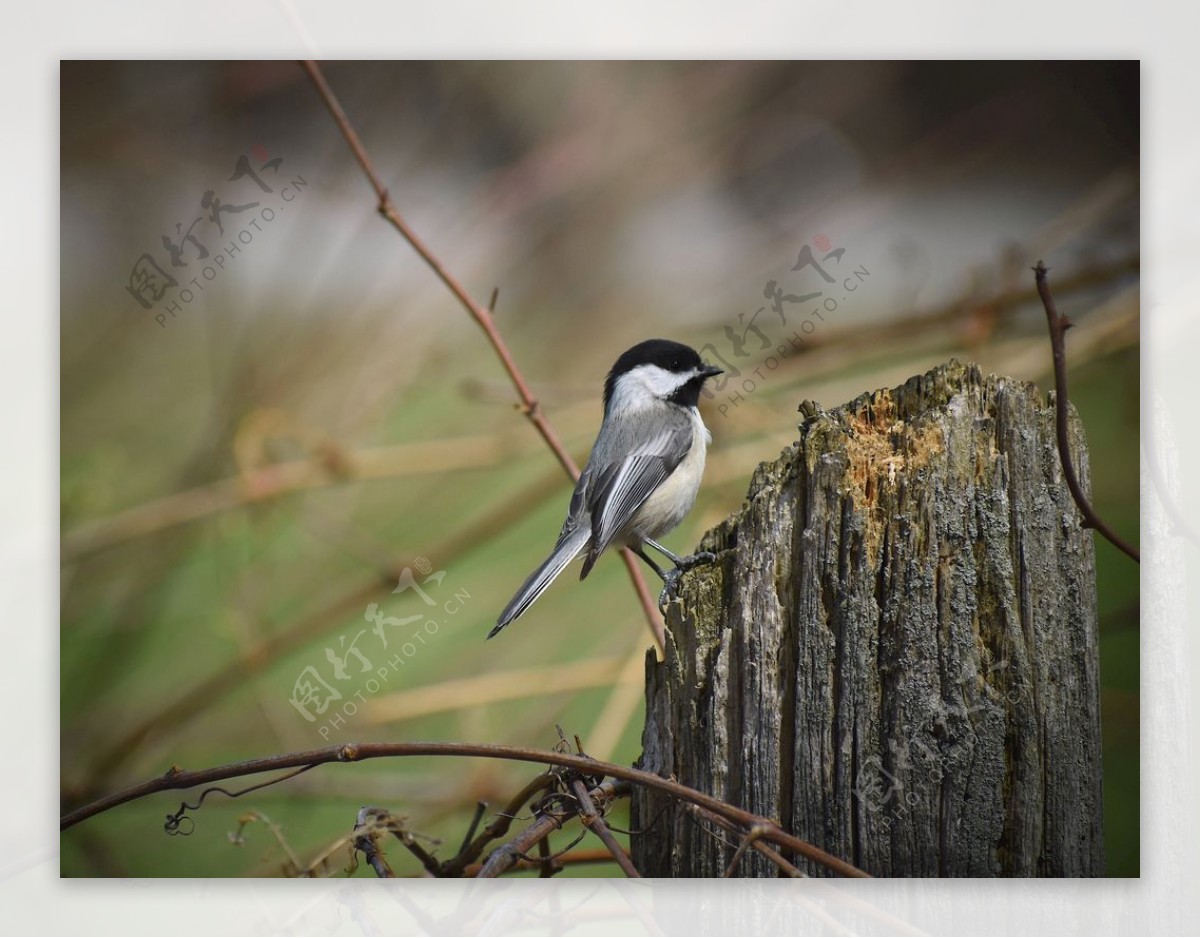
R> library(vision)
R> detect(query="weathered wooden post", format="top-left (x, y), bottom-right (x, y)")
top-left (632, 360), bottom-right (1104, 876)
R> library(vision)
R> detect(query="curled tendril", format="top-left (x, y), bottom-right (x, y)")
top-left (164, 812), bottom-right (195, 836)
top-left (530, 791), bottom-right (578, 819)
top-left (599, 796), bottom-right (670, 837)
top-left (160, 765), bottom-right (316, 836)
top-left (514, 827), bottom-right (588, 864)
top-left (162, 785), bottom-right (240, 834)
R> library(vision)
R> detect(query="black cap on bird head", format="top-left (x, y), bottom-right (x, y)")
top-left (603, 339), bottom-right (721, 412)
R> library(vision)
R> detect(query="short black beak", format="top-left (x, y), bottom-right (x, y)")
top-left (702, 364), bottom-right (724, 378)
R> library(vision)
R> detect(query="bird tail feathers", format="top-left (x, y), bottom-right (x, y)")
top-left (489, 527), bottom-right (590, 639)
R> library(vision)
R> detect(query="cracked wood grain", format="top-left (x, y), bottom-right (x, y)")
top-left (633, 360), bottom-right (1104, 877)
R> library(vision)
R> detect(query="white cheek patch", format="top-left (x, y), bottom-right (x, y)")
top-left (626, 364), bottom-right (693, 401)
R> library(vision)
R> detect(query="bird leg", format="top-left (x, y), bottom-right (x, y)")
top-left (641, 539), bottom-right (719, 610)
top-left (644, 538), bottom-right (717, 571)
top-left (631, 545), bottom-right (669, 581)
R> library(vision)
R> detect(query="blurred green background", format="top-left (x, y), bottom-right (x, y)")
top-left (60, 60), bottom-right (1139, 877)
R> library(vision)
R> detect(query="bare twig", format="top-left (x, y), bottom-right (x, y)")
top-left (299, 59), bottom-right (664, 651)
top-left (457, 847), bottom-right (616, 877)
top-left (437, 772), bottom-right (553, 877)
top-left (688, 804), bottom-right (804, 878)
top-left (476, 774), bottom-right (621, 878)
top-left (476, 803), bottom-right (574, 878)
top-left (1034, 261), bottom-right (1139, 562)
top-left (352, 807), bottom-right (396, 878)
top-left (456, 801), bottom-right (488, 858)
top-left (570, 778), bottom-right (640, 878)
top-left (723, 823), bottom-right (771, 877)
top-left (376, 813), bottom-right (443, 877)
top-left (61, 740), bottom-right (869, 877)
top-left (396, 838), bottom-right (441, 876)
top-left (344, 795), bottom-right (629, 879)
top-left (536, 834), bottom-right (559, 878)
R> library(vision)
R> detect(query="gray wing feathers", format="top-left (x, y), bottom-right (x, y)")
top-left (588, 455), bottom-right (672, 558)
top-left (582, 413), bottom-right (694, 574)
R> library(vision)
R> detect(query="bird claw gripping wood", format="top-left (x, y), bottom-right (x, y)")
top-left (657, 550), bottom-right (719, 612)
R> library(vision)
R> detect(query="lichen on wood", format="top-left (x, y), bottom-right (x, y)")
top-left (632, 360), bottom-right (1104, 877)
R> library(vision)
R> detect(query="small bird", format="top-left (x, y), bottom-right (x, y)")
top-left (490, 338), bottom-right (723, 638)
